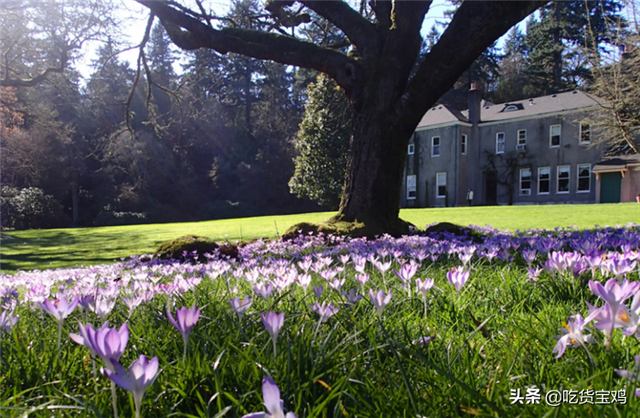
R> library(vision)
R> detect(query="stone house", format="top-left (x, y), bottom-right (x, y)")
top-left (401, 87), bottom-right (640, 207)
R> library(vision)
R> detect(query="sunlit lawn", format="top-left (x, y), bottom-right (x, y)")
top-left (1, 203), bottom-right (638, 273)
top-left (1, 224), bottom-right (639, 417)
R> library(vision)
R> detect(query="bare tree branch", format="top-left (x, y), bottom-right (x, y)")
top-left (298, 0), bottom-right (381, 58)
top-left (1, 48), bottom-right (69, 87)
top-left (135, 0), bottom-right (362, 96)
top-left (402, 0), bottom-right (548, 124)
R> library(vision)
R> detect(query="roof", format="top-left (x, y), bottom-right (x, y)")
top-left (417, 103), bottom-right (468, 128)
top-left (593, 154), bottom-right (640, 173)
top-left (479, 90), bottom-right (603, 123)
top-left (417, 90), bottom-right (604, 128)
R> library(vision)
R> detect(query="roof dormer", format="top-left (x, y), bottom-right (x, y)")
top-left (502, 103), bottom-right (524, 112)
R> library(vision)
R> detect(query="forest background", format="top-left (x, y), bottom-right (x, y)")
top-left (1, 0), bottom-right (637, 230)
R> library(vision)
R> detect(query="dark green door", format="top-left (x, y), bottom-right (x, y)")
top-left (600, 172), bottom-right (622, 203)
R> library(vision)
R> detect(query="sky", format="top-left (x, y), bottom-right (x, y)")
top-left (76, 0), bottom-right (510, 81)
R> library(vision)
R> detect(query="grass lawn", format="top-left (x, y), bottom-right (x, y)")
top-left (1, 203), bottom-right (638, 273)
top-left (1, 223), bottom-right (639, 417)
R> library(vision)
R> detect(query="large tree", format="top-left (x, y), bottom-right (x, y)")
top-left (135, 0), bottom-right (546, 235)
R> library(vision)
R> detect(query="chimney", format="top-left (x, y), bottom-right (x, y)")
top-left (468, 82), bottom-right (481, 124)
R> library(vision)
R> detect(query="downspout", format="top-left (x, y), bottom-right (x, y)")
top-left (454, 125), bottom-right (459, 207)
top-left (414, 133), bottom-right (420, 207)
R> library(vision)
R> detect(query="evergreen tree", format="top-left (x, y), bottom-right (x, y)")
top-left (289, 74), bottom-right (351, 208)
top-left (524, 0), bottom-right (625, 96)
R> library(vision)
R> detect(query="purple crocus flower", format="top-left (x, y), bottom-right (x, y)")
top-left (38, 296), bottom-right (79, 327)
top-left (261, 312), bottom-right (284, 342)
top-left (394, 261), bottom-right (419, 284)
top-left (261, 312), bottom-right (284, 358)
top-left (552, 314), bottom-right (595, 359)
top-left (167, 305), bottom-right (200, 359)
top-left (241, 376), bottom-right (297, 418)
top-left (0, 310), bottom-right (18, 332)
top-left (526, 267), bottom-right (543, 282)
top-left (589, 279), bottom-right (639, 347)
top-left (328, 278), bottom-right (345, 291)
top-left (86, 322), bottom-right (129, 371)
top-left (415, 278), bottom-right (435, 298)
top-left (253, 283), bottom-right (275, 302)
top-left (229, 297), bottom-right (253, 320)
top-left (69, 321), bottom-right (111, 358)
top-left (369, 289), bottom-right (392, 317)
top-left (89, 296), bottom-right (116, 320)
top-left (39, 296), bottom-right (80, 348)
top-left (521, 248), bottom-right (538, 265)
top-left (104, 355), bottom-right (159, 418)
top-left (77, 294), bottom-right (95, 311)
top-left (446, 267), bottom-right (470, 292)
top-left (355, 273), bottom-right (369, 288)
top-left (342, 289), bottom-right (362, 305)
top-left (309, 301), bottom-right (339, 321)
top-left (312, 284), bottom-right (324, 300)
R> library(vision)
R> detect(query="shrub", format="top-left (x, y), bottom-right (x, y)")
top-left (0, 186), bottom-right (69, 230)
top-left (154, 235), bottom-right (219, 261)
top-left (197, 200), bottom-right (259, 221)
top-left (93, 210), bottom-right (148, 227)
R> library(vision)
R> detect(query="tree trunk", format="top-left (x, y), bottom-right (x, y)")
top-left (336, 97), bottom-right (415, 235)
top-left (70, 183), bottom-right (79, 225)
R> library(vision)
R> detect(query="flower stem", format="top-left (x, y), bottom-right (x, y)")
top-left (111, 380), bottom-right (119, 418)
top-left (91, 356), bottom-right (98, 394)
top-left (272, 338), bottom-right (277, 360)
top-left (0, 332), bottom-right (3, 377)
top-left (183, 336), bottom-right (188, 363)
top-left (57, 322), bottom-right (62, 351)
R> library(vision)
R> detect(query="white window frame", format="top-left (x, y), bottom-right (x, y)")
top-left (496, 132), bottom-right (505, 154)
top-left (516, 129), bottom-right (526, 150)
top-left (577, 164), bottom-right (591, 192)
top-left (550, 124), bottom-right (561, 148)
top-left (579, 123), bottom-right (591, 145)
top-left (557, 165), bottom-right (570, 194)
top-left (408, 144), bottom-right (415, 155)
top-left (406, 175), bottom-right (417, 199)
top-left (461, 134), bottom-right (467, 155)
top-left (520, 168), bottom-right (532, 196)
top-left (538, 167), bottom-right (550, 195)
top-left (436, 172), bottom-right (446, 198)
top-left (431, 136), bottom-right (440, 157)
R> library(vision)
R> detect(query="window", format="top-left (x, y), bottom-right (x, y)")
top-left (431, 137), bottom-right (440, 157)
top-left (408, 144), bottom-right (415, 155)
top-left (406, 175), bottom-right (417, 199)
top-left (577, 164), bottom-right (591, 192)
top-left (538, 167), bottom-right (550, 194)
top-left (557, 165), bottom-right (570, 193)
top-left (550, 125), bottom-right (561, 147)
top-left (517, 129), bottom-right (526, 150)
top-left (436, 172), bottom-right (446, 198)
top-left (580, 123), bottom-right (591, 144)
top-left (461, 134), bottom-right (467, 155)
top-left (520, 168), bottom-right (531, 195)
top-left (496, 132), bottom-right (505, 154)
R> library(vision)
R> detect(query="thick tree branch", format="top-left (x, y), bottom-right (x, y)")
top-left (135, 0), bottom-right (362, 95)
top-left (402, 0), bottom-right (548, 124)
top-left (369, 0), bottom-right (392, 32)
top-left (298, 0), bottom-right (381, 58)
top-left (1, 48), bottom-right (69, 87)
top-left (378, 1), bottom-right (431, 97)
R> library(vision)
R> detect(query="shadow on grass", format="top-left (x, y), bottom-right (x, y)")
top-left (0, 229), bottom-right (166, 273)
